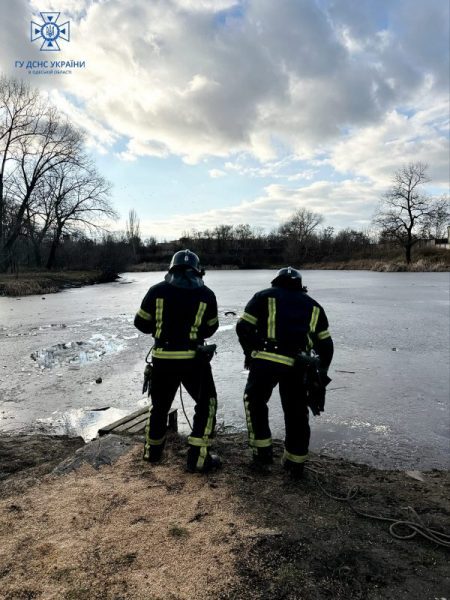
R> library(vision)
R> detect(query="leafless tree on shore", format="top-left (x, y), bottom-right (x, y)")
top-left (374, 163), bottom-right (441, 263)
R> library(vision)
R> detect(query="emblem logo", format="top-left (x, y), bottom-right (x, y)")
top-left (31, 12), bottom-right (70, 51)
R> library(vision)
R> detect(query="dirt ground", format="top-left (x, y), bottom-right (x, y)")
top-left (0, 433), bottom-right (449, 600)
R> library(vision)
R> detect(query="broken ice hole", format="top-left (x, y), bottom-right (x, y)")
top-left (30, 334), bottom-right (123, 369)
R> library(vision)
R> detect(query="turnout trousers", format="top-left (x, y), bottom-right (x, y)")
top-left (143, 357), bottom-right (217, 470)
top-left (243, 358), bottom-right (310, 467)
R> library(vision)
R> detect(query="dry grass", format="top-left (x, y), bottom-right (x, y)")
top-left (0, 279), bottom-right (59, 296)
top-left (0, 271), bottom-right (105, 297)
top-left (128, 262), bottom-right (168, 272)
top-left (370, 259), bottom-right (449, 272)
top-left (303, 254), bottom-right (450, 272)
top-left (0, 434), bottom-right (448, 600)
top-left (405, 259), bottom-right (449, 272)
top-left (0, 442), bottom-right (258, 600)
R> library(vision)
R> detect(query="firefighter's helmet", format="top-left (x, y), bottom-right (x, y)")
top-left (168, 249), bottom-right (202, 274)
top-left (271, 266), bottom-right (302, 286)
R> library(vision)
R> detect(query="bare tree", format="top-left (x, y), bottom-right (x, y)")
top-left (126, 208), bottom-right (141, 261)
top-left (279, 208), bottom-right (324, 261)
top-left (0, 77), bottom-right (40, 259)
top-left (420, 195), bottom-right (450, 240)
top-left (2, 105), bottom-right (84, 265)
top-left (212, 224), bottom-right (234, 253)
top-left (234, 224), bottom-right (253, 244)
top-left (40, 159), bottom-right (115, 269)
top-left (374, 162), bottom-right (435, 263)
top-left (23, 179), bottom-right (55, 267)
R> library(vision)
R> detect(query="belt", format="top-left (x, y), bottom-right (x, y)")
top-left (260, 340), bottom-right (302, 357)
top-left (251, 350), bottom-right (296, 367)
top-left (153, 340), bottom-right (200, 351)
top-left (152, 340), bottom-right (203, 360)
top-left (152, 348), bottom-right (197, 359)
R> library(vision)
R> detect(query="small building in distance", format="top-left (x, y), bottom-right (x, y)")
top-left (417, 226), bottom-right (450, 250)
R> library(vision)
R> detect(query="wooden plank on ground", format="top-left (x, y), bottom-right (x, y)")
top-left (98, 406), bottom-right (178, 436)
top-left (98, 406), bottom-right (148, 436)
top-left (120, 408), bottom-right (178, 435)
top-left (114, 413), bottom-right (149, 433)
top-left (126, 419), bottom-right (149, 434)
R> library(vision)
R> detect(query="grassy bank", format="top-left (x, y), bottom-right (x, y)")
top-left (301, 258), bottom-right (450, 271)
top-left (130, 259), bottom-right (450, 273)
top-left (0, 270), bottom-right (119, 297)
top-left (0, 433), bottom-right (448, 599)
top-left (130, 249), bottom-right (450, 273)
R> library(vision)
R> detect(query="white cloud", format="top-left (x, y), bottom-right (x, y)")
top-left (208, 169), bottom-right (226, 178)
top-left (224, 156), bottom-right (316, 180)
top-left (1, 0), bottom-right (448, 233)
top-left (3, 0), bottom-right (447, 165)
top-left (173, 0), bottom-right (239, 12)
top-left (138, 178), bottom-right (383, 239)
top-left (328, 100), bottom-right (449, 187)
top-left (49, 90), bottom-right (118, 153)
top-left (117, 138), bottom-right (170, 161)
top-left (286, 170), bottom-right (317, 182)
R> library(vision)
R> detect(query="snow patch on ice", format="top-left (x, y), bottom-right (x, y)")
top-left (322, 414), bottom-right (391, 434)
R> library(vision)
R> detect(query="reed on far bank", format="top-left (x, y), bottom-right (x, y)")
top-left (0, 270), bottom-right (117, 297)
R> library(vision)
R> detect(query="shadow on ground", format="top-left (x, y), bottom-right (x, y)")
top-left (213, 435), bottom-right (449, 600)
top-left (0, 432), bottom-right (448, 600)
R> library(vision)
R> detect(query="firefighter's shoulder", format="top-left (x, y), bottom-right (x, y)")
top-left (200, 283), bottom-right (216, 300)
top-left (146, 280), bottom-right (168, 294)
top-left (140, 280), bottom-right (171, 306)
top-left (252, 286), bottom-right (273, 299)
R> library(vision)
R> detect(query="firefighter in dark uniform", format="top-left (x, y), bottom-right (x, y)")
top-left (236, 267), bottom-right (334, 478)
top-left (134, 249), bottom-right (221, 473)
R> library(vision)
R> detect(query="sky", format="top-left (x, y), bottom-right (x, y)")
top-left (1, 0), bottom-right (449, 240)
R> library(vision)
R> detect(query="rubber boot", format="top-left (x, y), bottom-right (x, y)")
top-left (202, 453), bottom-right (222, 473)
top-left (143, 443), bottom-right (164, 464)
top-left (282, 459), bottom-right (305, 480)
top-left (250, 447), bottom-right (273, 474)
top-left (186, 448), bottom-right (222, 473)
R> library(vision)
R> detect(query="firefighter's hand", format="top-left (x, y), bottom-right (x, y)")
top-left (244, 355), bottom-right (251, 370)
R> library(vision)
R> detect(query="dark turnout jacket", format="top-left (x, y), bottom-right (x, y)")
top-left (236, 283), bottom-right (333, 369)
top-left (134, 270), bottom-right (219, 359)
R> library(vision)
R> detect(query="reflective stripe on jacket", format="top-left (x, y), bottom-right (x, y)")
top-left (236, 285), bottom-right (331, 366)
top-left (134, 279), bottom-right (219, 357)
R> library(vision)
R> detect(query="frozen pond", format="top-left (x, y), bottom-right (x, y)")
top-left (0, 270), bottom-right (448, 470)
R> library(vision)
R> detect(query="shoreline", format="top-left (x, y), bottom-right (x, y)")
top-left (0, 270), bottom-right (119, 297)
top-left (1, 258), bottom-right (448, 297)
top-left (0, 432), bottom-right (448, 599)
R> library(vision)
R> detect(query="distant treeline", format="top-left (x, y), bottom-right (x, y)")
top-left (8, 208), bottom-right (450, 275)
top-left (4, 217), bottom-right (411, 274)
top-left (172, 222), bottom-right (378, 267)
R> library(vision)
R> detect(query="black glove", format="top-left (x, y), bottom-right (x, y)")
top-left (307, 379), bottom-right (326, 415)
top-left (306, 367), bottom-right (331, 416)
top-left (142, 363), bottom-right (153, 396)
top-left (244, 355), bottom-right (252, 370)
top-left (196, 343), bottom-right (217, 362)
top-left (318, 368), bottom-right (331, 386)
